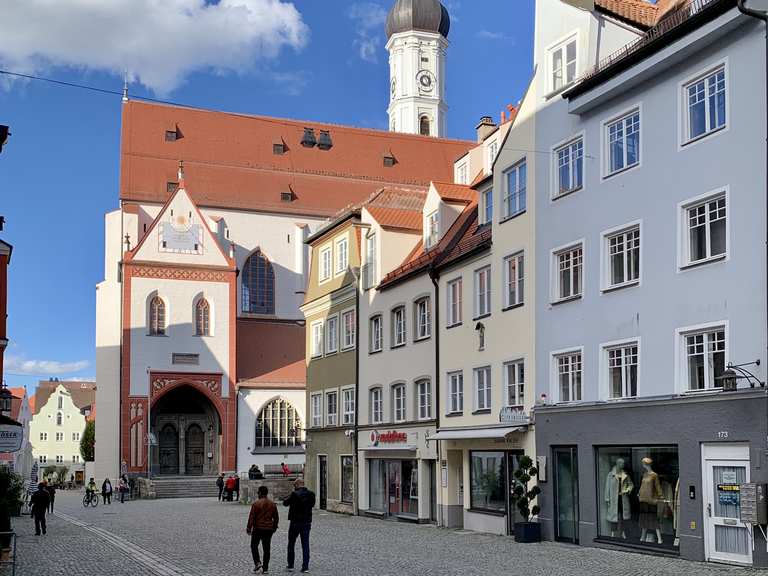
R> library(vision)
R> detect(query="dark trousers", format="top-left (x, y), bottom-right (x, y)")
top-left (120, 490), bottom-right (125, 503)
top-left (250, 529), bottom-right (273, 569)
top-left (217, 486), bottom-right (223, 501)
top-left (48, 497), bottom-right (54, 513)
top-left (287, 523), bottom-right (310, 570)
top-left (103, 493), bottom-right (111, 504)
top-left (33, 512), bottom-right (46, 535)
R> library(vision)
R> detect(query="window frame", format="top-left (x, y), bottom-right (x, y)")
top-left (369, 314), bottom-right (383, 353)
top-left (551, 133), bottom-right (585, 200)
top-left (447, 277), bottom-right (463, 327)
top-left (474, 265), bottom-right (491, 319)
top-left (502, 159), bottom-right (527, 221)
top-left (504, 359), bottom-right (525, 408)
top-left (310, 320), bottom-right (324, 358)
top-left (600, 221), bottom-right (642, 292)
top-left (340, 454), bottom-right (354, 504)
top-left (447, 371), bottom-right (464, 415)
top-left (391, 305), bottom-right (407, 348)
top-left (414, 296), bottom-right (431, 341)
top-left (600, 337), bottom-right (641, 400)
top-left (473, 366), bottom-right (492, 412)
top-left (547, 31), bottom-right (579, 95)
top-left (456, 163), bottom-right (468, 185)
top-left (679, 60), bottom-right (729, 148)
top-left (551, 240), bottom-right (584, 304)
top-left (481, 186), bottom-right (493, 225)
top-left (342, 386), bottom-right (355, 426)
top-left (319, 245), bottom-right (333, 283)
top-left (148, 295), bottom-right (166, 336)
top-left (675, 321), bottom-right (728, 393)
top-left (341, 308), bottom-right (356, 351)
top-left (392, 383), bottom-right (406, 423)
top-left (370, 386), bottom-right (384, 424)
top-left (426, 211), bottom-right (440, 249)
top-left (241, 250), bottom-right (275, 315)
top-left (416, 379), bottom-right (432, 420)
top-left (602, 104), bottom-right (642, 179)
top-left (311, 393), bottom-right (323, 428)
top-left (325, 390), bottom-right (339, 427)
top-left (365, 233), bottom-right (377, 289)
top-left (195, 297), bottom-right (211, 336)
top-left (335, 236), bottom-right (349, 276)
top-left (677, 188), bottom-right (729, 271)
top-left (551, 347), bottom-right (584, 404)
top-left (325, 314), bottom-right (339, 355)
top-left (503, 251), bottom-right (525, 310)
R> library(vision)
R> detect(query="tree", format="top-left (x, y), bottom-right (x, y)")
top-left (510, 455), bottom-right (541, 522)
top-left (80, 421), bottom-right (95, 462)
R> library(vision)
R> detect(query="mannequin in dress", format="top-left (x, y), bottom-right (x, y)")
top-left (638, 457), bottom-right (663, 543)
top-left (605, 458), bottom-right (634, 538)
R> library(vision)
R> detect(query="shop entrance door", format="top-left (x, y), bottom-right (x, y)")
top-left (506, 453), bottom-right (522, 535)
top-left (703, 443), bottom-right (751, 565)
top-left (553, 446), bottom-right (579, 544)
top-left (387, 461), bottom-right (401, 516)
top-left (318, 455), bottom-right (328, 510)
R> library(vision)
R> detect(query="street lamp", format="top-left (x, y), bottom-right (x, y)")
top-left (0, 381), bottom-right (13, 417)
top-left (715, 360), bottom-right (765, 390)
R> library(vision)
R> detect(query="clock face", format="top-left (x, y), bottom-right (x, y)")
top-left (416, 70), bottom-right (436, 93)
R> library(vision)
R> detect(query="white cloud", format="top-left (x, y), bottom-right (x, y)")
top-left (348, 2), bottom-right (388, 63)
top-left (269, 70), bottom-right (310, 97)
top-left (477, 30), bottom-right (515, 42)
top-left (5, 356), bottom-right (90, 376)
top-left (0, 0), bottom-right (309, 95)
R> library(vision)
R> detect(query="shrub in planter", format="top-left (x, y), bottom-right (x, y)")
top-left (0, 468), bottom-right (24, 548)
top-left (510, 455), bottom-right (542, 543)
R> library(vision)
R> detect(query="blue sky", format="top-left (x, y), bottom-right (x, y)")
top-left (0, 0), bottom-right (535, 394)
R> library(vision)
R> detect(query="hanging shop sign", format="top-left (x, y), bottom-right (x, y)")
top-left (498, 407), bottom-right (530, 425)
top-left (0, 421), bottom-right (23, 453)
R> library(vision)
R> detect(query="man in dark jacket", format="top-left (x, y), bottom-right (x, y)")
top-left (30, 482), bottom-right (51, 536)
top-left (247, 485), bottom-right (279, 573)
top-left (216, 473), bottom-right (224, 501)
top-left (46, 482), bottom-right (56, 513)
top-left (282, 479), bottom-right (315, 573)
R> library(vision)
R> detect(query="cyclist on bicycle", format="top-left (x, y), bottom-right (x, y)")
top-left (86, 477), bottom-right (97, 498)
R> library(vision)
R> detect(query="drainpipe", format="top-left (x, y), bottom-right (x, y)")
top-left (352, 265), bottom-right (361, 516)
top-left (429, 264), bottom-right (441, 526)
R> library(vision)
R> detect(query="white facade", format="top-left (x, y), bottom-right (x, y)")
top-left (30, 384), bottom-right (87, 473)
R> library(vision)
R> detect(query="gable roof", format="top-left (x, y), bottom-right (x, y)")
top-left (34, 380), bottom-right (96, 415)
top-left (436, 208), bottom-right (492, 270)
top-left (120, 100), bottom-right (474, 218)
top-left (595, 0), bottom-right (660, 29)
top-left (432, 181), bottom-right (476, 204)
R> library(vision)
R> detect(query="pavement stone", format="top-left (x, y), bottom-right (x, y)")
top-left (7, 489), bottom-right (768, 576)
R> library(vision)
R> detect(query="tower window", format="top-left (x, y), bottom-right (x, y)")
top-left (273, 142), bottom-right (287, 155)
top-left (420, 116), bottom-right (431, 137)
top-left (383, 153), bottom-right (397, 167)
top-left (149, 296), bottom-right (166, 335)
top-left (242, 250), bottom-right (275, 315)
top-left (167, 181), bottom-right (179, 194)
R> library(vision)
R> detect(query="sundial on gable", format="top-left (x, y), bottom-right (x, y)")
top-left (159, 209), bottom-right (203, 254)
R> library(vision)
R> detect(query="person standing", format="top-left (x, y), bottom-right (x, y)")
top-left (234, 474), bottom-right (241, 502)
top-left (46, 482), bottom-right (56, 513)
top-left (283, 479), bottom-right (315, 573)
top-left (247, 486), bottom-right (279, 573)
top-left (30, 482), bottom-right (50, 536)
top-left (102, 478), bottom-right (113, 505)
top-left (216, 473), bottom-right (225, 501)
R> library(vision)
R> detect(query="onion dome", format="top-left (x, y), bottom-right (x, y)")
top-left (386, 0), bottom-right (450, 39)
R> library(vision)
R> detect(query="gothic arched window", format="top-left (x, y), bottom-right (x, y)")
top-left (242, 250), bottom-right (275, 315)
top-left (195, 298), bottom-right (210, 336)
top-left (254, 398), bottom-right (302, 449)
top-left (420, 116), bottom-right (431, 136)
top-left (149, 296), bottom-right (166, 335)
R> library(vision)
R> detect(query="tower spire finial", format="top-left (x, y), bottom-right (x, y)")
top-left (122, 71), bottom-right (129, 103)
top-left (178, 160), bottom-right (185, 189)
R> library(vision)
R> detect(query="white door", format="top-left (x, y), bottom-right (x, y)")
top-left (702, 444), bottom-right (752, 565)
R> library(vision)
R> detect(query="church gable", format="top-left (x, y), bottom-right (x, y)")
top-left (131, 183), bottom-right (231, 268)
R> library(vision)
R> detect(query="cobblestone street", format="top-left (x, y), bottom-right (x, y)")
top-left (5, 490), bottom-right (767, 576)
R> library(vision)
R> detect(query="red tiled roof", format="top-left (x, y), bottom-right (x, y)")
top-left (437, 207), bottom-right (492, 270)
top-left (237, 359), bottom-right (306, 389)
top-left (34, 380), bottom-right (96, 415)
top-left (28, 396), bottom-right (35, 415)
top-left (432, 181), bottom-right (476, 204)
top-left (595, 0), bottom-right (660, 28)
top-left (470, 171), bottom-right (493, 189)
top-left (366, 206), bottom-right (423, 233)
top-left (9, 388), bottom-right (25, 421)
top-left (120, 101), bottom-right (473, 218)
top-left (237, 319), bottom-right (305, 387)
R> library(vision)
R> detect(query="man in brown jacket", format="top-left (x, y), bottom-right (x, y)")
top-left (247, 485), bottom-right (279, 573)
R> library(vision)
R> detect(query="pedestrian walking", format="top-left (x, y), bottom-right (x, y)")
top-left (117, 477), bottom-right (127, 503)
top-left (225, 474), bottom-right (236, 501)
top-left (216, 473), bottom-right (225, 501)
top-left (247, 485), bottom-right (279, 574)
top-left (102, 478), bottom-right (113, 505)
top-left (30, 482), bottom-right (50, 536)
top-left (46, 481), bottom-right (56, 513)
top-left (283, 478), bottom-right (315, 573)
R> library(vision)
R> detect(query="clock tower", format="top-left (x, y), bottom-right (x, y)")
top-left (386, 0), bottom-right (450, 137)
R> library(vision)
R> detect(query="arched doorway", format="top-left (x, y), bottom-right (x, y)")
top-left (151, 385), bottom-right (221, 476)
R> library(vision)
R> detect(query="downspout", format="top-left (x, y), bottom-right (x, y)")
top-left (353, 265), bottom-right (361, 516)
top-left (429, 264), bottom-right (441, 526)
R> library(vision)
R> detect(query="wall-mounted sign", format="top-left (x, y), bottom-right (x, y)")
top-left (717, 483), bottom-right (741, 506)
top-left (0, 422), bottom-right (23, 453)
top-left (369, 430), bottom-right (408, 447)
top-left (499, 407), bottom-right (529, 425)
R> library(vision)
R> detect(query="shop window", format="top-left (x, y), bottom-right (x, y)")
top-left (596, 446), bottom-right (679, 550)
top-left (470, 451), bottom-right (506, 514)
top-left (341, 455), bottom-right (354, 504)
top-left (369, 459), bottom-right (387, 512)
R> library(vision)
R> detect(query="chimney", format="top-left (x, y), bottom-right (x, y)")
top-left (500, 110), bottom-right (506, 124)
top-left (475, 116), bottom-right (497, 143)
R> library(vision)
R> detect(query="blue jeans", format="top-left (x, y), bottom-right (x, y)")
top-left (287, 522), bottom-right (311, 570)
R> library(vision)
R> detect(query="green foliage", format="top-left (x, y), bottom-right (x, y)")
top-left (55, 466), bottom-right (70, 484)
top-left (510, 455), bottom-right (541, 522)
top-left (0, 468), bottom-right (24, 547)
top-left (80, 420), bottom-right (95, 462)
top-left (43, 465), bottom-right (57, 479)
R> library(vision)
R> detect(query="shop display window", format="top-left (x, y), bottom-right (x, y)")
top-left (341, 456), bottom-right (354, 504)
top-left (369, 459), bottom-right (387, 512)
top-left (402, 460), bottom-right (419, 516)
top-left (470, 451), bottom-right (506, 513)
top-left (596, 446), bottom-right (679, 550)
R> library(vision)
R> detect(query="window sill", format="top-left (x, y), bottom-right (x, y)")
top-left (551, 186), bottom-right (583, 202)
top-left (446, 322), bottom-right (463, 330)
top-left (679, 253), bottom-right (726, 272)
top-left (340, 345), bottom-right (356, 352)
top-left (603, 162), bottom-right (640, 181)
top-left (413, 335), bottom-right (431, 343)
top-left (324, 350), bottom-right (339, 357)
top-left (681, 124), bottom-right (726, 149)
top-left (684, 387), bottom-right (723, 396)
top-left (472, 409), bottom-right (492, 415)
top-left (473, 313), bottom-right (491, 322)
top-left (444, 411), bottom-right (464, 418)
top-left (500, 210), bottom-right (527, 225)
top-left (390, 343), bottom-right (406, 350)
top-left (310, 354), bottom-right (323, 360)
top-left (550, 295), bottom-right (582, 306)
top-left (502, 302), bottom-right (524, 313)
top-left (467, 507), bottom-right (506, 518)
top-left (369, 349), bottom-right (382, 355)
top-left (147, 334), bottom-right (168, 337)
top-left (601, 280), bottom-right (639, 294)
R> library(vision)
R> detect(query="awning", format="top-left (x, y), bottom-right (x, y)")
top-left (362, 445), bottom-right (418, 452)
top-left (428, 426), bottom-right (526, 441)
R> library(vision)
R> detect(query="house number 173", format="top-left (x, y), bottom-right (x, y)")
top-left (717, 431), bottom-right (729, 439)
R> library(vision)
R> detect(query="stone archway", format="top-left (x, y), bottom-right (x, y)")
top-left (150, 385), bottom-right (221, 476)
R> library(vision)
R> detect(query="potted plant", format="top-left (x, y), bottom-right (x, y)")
top-left (510, 455), bottom-right (542, 543)
top-left (0, 468), bottom-right (23, 557)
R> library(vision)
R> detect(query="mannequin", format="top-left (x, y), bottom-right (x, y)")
top-left (673, 479), bottom-right (680, 547)
top-left (605, 458), bottom-right (633, 538)
top-left (638, 457), bottom-right (663, 543)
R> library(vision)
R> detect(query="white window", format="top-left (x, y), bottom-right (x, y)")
top-left (335, 237), bottom-right (348, 274)
top-left (365, 234), bottom-right (377, 289)
top-left (39, 455), bottom-right (47, 464)
top-left (58, 395), bottom-right (63, 410)
top-left (603, 225), bottom-right (640, 289)
top-left (342, 388), bottom-right (355, 425)
top-left (426, 211), bottom-right (439, 249)
top-left (505, 360), bottom-right (525, 408)
top-left (682, 192), bottom-right (727, 266)
top-left (311, 393), bottom-right (322, 427)
top-left (370, 387), bottom-right (383, 423)
top-left (319, 246), bottom-right (332, 282)
top-left (482, 188), bottom-right (493, 225)
top-left (474, 266), bottom-right (491, 318)
top-left (39, 432), bottom-right (48, 441)
top-left (448, 371), bottom-right (464, 413)
top-left (417, 379), bottom-right (432, 420)
top-left (504, 253), bottom-right (524, 308)
top-left (555, 137), bottom-right (583, 197)
top-left (56, 432), bottom-right (64, 442)
top-left (684, 65), bottom-right (726, 143)
top-left (342, 309), bottom-right (356, 350)
top-left (370, 315), bottom-right (383, 352)
top-left (550, 35), bottom-right (577, 92)
top-left (325, 315), bottom-right (338, 354)
top-left (311, 321), bottom-right (324, 358)
top-left (326, 391), bottom-right (338, 426)
top-left (72, 455), bottom-right (80, 463)
top-left (447, 278), bottom-right (463, 326)
top-left (554, 244), bottom-right (583, 301)
top-left (606, 343), bottom-right (638, 398)
top-left (457, 163), bottom-right (468, 184)
top-left (606, 109), bottom-right (640, 176)
top-left (474, 366), bottom-right (492, 411)
top-left (503, 160), bottom-right (526, 219)
top-left (556, 351), bottom-right (582, 402)
top-left (392, 384), bottom-right (406, 422)
top-left (392, 306), bottom-right (406, 347)
top-left (488, 140), bottom-right (498, 167)
top-left (55, 455), bottom-right (64, 464)
top-left (72, 432), bottom-right (80, 442)
top-left (415, 297), bottom-right (431, 340)
top-left (683, 327), bottom-right (726, 391)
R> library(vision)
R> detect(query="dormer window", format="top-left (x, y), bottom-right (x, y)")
top-left (167, 181), bottom-right (179, 194)
top-left (383, 152), bottom-right (396, 167)
top-left (550, 34), bottom-right (578, 93)
top-left (165, 130), bottom-right (178, 142)
top-left (281, 191), bottom-right (294, 202)
top-left (301, 128), bottom-right (317, 148)
top-left (273, 141), bottom-right (287, 155)
top-left (317, 130), bottom-right (333, 150)
top-left (426, 211), bottom-right (439, 249)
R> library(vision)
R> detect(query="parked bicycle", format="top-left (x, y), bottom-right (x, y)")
top-left (82, 491), bottom-right (99, 508)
